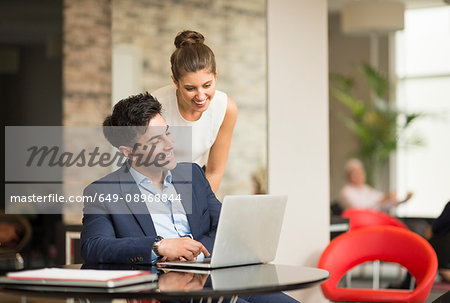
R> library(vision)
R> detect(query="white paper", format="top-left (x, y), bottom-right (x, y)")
top-left (7, 268), bottom-right (148, 281)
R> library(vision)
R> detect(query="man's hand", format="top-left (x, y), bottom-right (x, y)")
top-left (381, 191), bottom-right (413, 208)
top-left (402, 192), bottom-right (413, 203)
top-left (157, 237), bottom-right (210, 261)
top-left (380, 192), bottom-right (397, 206)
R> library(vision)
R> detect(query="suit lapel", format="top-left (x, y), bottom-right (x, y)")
top-left (118, 165), bottom-right (157, 237)
top-left (172, 164), bottom-right (198, 237)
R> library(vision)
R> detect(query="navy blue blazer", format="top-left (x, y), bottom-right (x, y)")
top-left (80, 162), bottom-right (222, 264)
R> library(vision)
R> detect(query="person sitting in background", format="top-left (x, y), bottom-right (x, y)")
top-left (338, 158), bottom-right (412, 211)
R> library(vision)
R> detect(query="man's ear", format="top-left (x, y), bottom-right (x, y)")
top-left (118, 145), bottom-right (133, 159)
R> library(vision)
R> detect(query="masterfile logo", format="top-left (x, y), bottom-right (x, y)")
top-left (5, 126), bottom-right (192, 215)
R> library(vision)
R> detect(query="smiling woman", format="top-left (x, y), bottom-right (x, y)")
top-left (112, 1), bottom-right (267, 197)
top-left (152, 30), bottom-right (238, 193)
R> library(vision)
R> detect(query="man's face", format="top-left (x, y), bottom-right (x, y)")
top-left (129, 114), bottom-right (176, 173)
top-left (348, 164), bottom-right (366, 186)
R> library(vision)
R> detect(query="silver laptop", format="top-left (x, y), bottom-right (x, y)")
top-left (157, 194), bottom-right (287, 269)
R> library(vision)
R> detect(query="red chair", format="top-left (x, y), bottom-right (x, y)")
top-left (342, 208), bottom-right (409, 231)
top-left (342, 208), bottom-right (410, 289)
top-left (318, 226), bottom-right (437, 302)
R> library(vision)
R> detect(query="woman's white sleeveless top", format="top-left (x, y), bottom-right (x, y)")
top-left (152, 85), bottom-right (227, 167)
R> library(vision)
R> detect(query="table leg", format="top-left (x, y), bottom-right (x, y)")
top-left (229, 296), bottom-right (239, 303)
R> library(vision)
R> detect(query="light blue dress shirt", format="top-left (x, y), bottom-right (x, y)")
top-left (129, 167), bottom-right (204, 263)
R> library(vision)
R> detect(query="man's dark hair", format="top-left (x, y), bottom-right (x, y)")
top-left (103, 92), bottom-right (162, 148)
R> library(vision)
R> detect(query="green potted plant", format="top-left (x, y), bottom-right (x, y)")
top-left (330, 63), bottom-right (424, 186)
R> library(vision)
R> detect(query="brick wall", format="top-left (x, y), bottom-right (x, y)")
top-left (63, 0), bottom-right (112, 126)
top-left (63, 0), bottom-right (113, 223)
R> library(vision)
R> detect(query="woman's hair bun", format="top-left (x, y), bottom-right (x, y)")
top-left (174, 30), bottom-right (205, 48)
top-left (170, 30), bottom-right (216, 80)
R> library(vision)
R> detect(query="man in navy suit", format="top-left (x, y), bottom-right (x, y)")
top-left (81, 92), bottom-right (220, 265)
top-left (81, 93), bottom-right (299, 303)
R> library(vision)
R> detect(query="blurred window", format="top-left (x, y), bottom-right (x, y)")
top-left (395, 6), bottom-right (450, 217)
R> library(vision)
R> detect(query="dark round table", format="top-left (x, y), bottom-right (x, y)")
top-left (0, 263), bottom-right (329, 302)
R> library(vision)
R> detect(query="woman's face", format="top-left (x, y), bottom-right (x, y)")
top-left (173, 68), bottom-right (217, 113)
